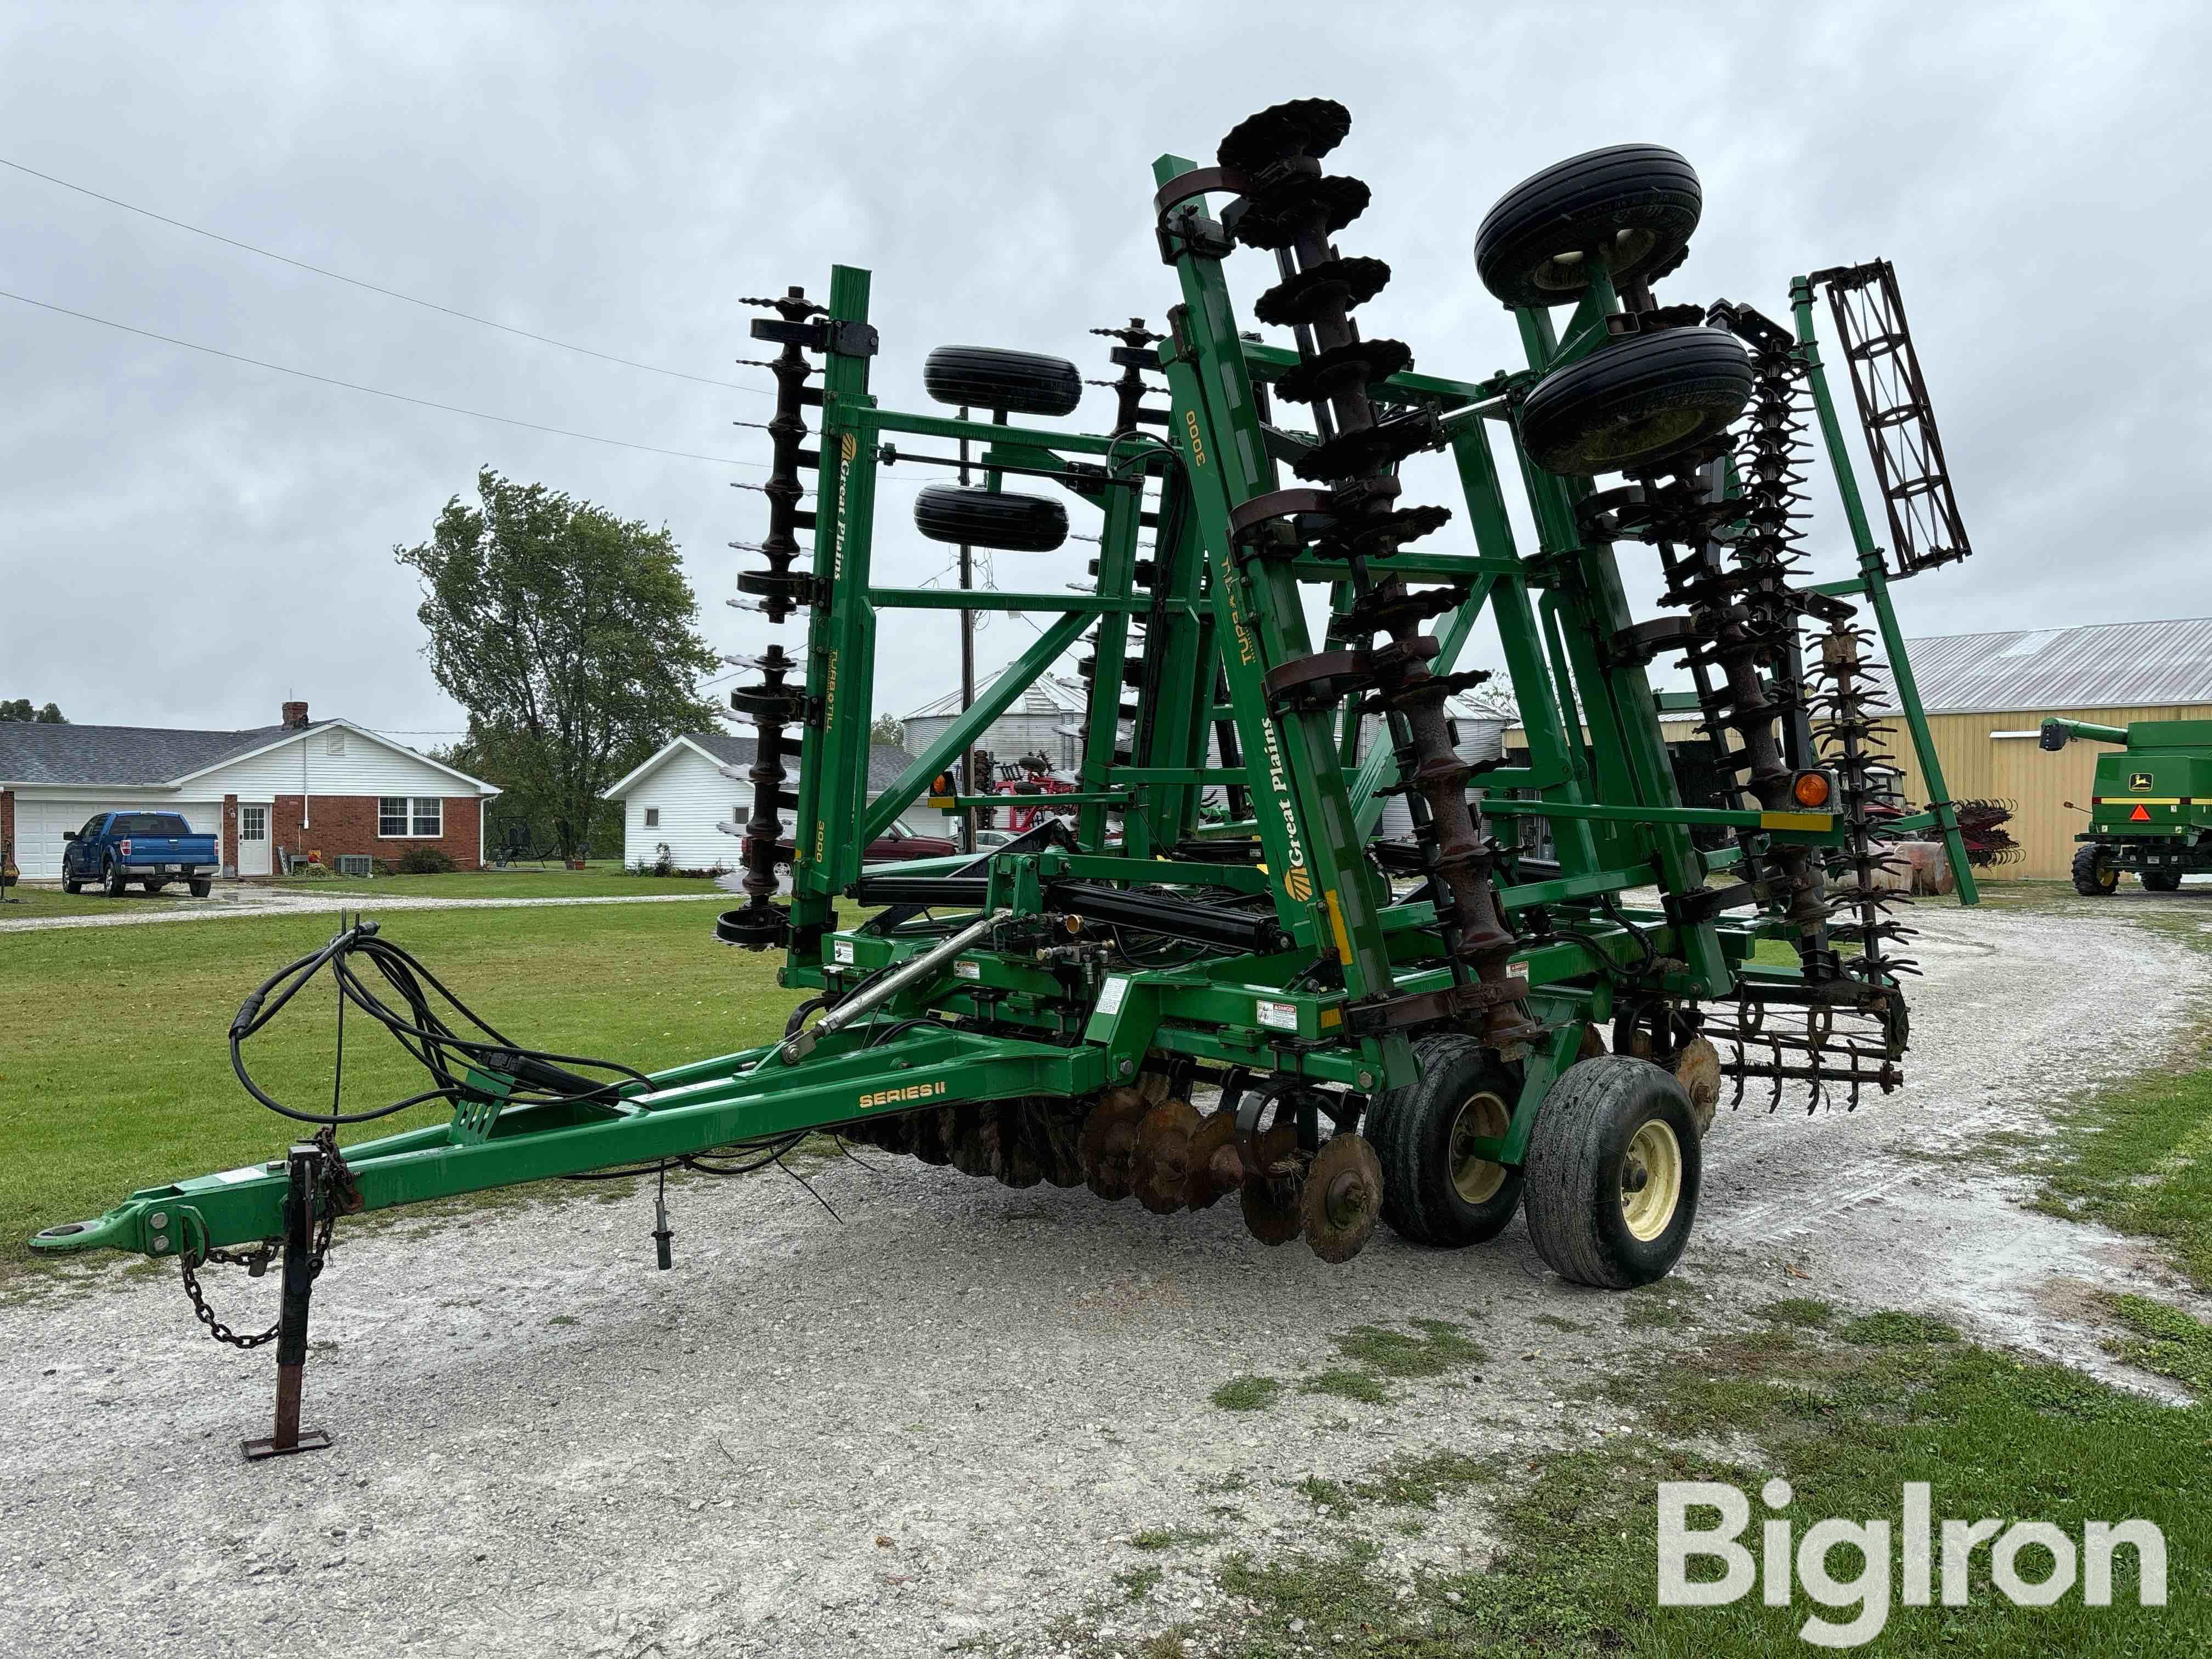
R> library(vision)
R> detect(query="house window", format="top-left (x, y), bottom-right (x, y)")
top-left (644, 807), bottom-right (661, 827)
top-left (378, 797), bottom-right (443, 837)
top-left (326, 730), bottom-right (346, 757)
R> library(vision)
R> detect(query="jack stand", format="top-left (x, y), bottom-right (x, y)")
top-left (652, 1170), bottom-right (674, 1271)
top-left (242, 1143), bottom-right (333, 1461)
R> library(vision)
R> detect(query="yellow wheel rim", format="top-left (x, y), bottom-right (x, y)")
top-left (1448, 1090), bottom-right (1511, 1205)
top-left (1620, 1119), bottom-right (1683, 1242)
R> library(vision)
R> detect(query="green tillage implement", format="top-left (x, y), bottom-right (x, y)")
top-left (33, 105), bottom-right (1983, 1455)
top-left (2042, 715), bottom-right (2212, 893)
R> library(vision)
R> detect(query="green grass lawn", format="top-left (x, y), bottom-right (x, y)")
top-left (272, 867), bottom-right (720, 899)
top-left (0, 901), bottom-right (804, 1262)
top-left (1138, 1310), bottom-right (2208, 1657)
top-left (1, 884), bottom-right (183, 919)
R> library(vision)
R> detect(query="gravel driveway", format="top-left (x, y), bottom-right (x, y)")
top-left (1, 896), bottom-right (2204, 1658)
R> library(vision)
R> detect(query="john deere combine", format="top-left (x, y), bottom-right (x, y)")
top-left (2044, 715), bottom-right (2212, 893)
top-left (33, 103), bottom-right (1984, 1455)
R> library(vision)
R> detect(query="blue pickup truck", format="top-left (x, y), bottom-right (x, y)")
top-left (61, 811), bottom-right (218, 898)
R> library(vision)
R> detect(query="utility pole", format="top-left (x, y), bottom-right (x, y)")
top-left (957, 405), bottom-right (977, 854)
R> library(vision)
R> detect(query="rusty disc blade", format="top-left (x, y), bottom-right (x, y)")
top-left (1035, 1101), bottom-right (1088, 1188)
top-left (950, 1104), bottom-right (995, 1178)
top-left (1183, 1113), bottom-right (1244, 1210)
top-left (1080, 1087), bottom-right (1150, 1201)
top-left (998, 1104), bottom-right (1046, 1188)
top-left (911, 1106), bottom-right (955, 1166)
top-left (1239, 1171), bottom-right (1305, 1246)
top-left (1130, 1099), bottom-right (1201, 1215)
top-left (1301, 1132), bottom-right (1383, 1264)
top-left (1671, 1036), bottom-right (1722, 1136)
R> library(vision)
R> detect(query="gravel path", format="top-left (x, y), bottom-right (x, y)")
top-left (2, 896), bottom-right (2205, 1658)
top-left (0, 888), bottom-right (724, 933)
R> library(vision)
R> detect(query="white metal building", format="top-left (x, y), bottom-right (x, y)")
top-left (607, 730), bottom-right (936, 872)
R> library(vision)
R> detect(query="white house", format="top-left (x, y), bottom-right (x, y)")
top-left (607, 731), bottom-right (939, 872)
top-left (0, 701), bottom-right (501, 879)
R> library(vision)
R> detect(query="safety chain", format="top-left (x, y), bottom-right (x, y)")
top-left (177, 1128), bottom-right (356, 1350)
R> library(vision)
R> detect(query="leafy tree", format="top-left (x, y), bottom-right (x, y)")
top-left (870, 713), bottom-right (908, 748)
top-left (0, 699), bottom-right (65, 723)
top-left (397, 470), bottom-right (718, 861)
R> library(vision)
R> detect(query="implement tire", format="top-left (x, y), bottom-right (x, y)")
top-left (913, 485), bottom-right (1069, 553)
top-left (2142, 868), bottom-right (2183, 893)
top-left (1366, 1032), bottom-right (1525, 1248)
top-left (1519, 326), bottom-right (1752, 478)
top-left (2072, 844), bottom-right (2119, 896)
top-left (922, 345), bottom-right (1084, 419)
top-left (1522, 1057), bottom-right (1700, 1289)
top-left (1475, 144), bottom-right (1702, 308)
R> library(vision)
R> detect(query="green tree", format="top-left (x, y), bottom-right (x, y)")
top-left (0, 699), bottom-right (65, 723)
top-left (870, 713), bottom-right (907, 748)
top-left (397, 470), bottom-right (718, 861)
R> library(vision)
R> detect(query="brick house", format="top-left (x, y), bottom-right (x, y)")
top-left (0, 702), bottom-right (500, 880)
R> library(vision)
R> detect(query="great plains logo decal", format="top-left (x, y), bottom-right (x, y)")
top-left (860, 1080), bottom-right (947, 1111)
top-left (1256, 714), bottom-right (1312, 903)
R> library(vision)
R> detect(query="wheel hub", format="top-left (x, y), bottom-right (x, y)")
top-left (1447, 1091), bottom-right (1511, 1205)
top-left (1619, 1119), bottom-right (1683, 1242)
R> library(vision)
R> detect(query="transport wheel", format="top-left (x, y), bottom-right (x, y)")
top-left (1522, 1057), bottom-right (1700, 1289)
top-left (1475, 144), bottom-right (1703, 308)
top-left (189, 878), bottom-right (212, 898)
top-left (922, 345), bottom-right (1084, 419)
top-left (2141, 869), bottom-right (2183, 893)
top-left (2072, 844), bottom-right (2119, 896)
top-left (1366, 1032), bottom-right (1526, 1248)
top-left (1519, 326), bottom-right (1753, 478)
top-left (913, 485), bottom-right (1069, 554)
top-left (104, 860), bottom-right (127, 898)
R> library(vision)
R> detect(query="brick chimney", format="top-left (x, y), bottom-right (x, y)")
top-left (281, 701), bottom-right (310, 729)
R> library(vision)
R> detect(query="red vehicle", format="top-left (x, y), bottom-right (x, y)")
top-left (992, 752), bottom-right (1077, 833)
top-left (770, 821), bottom-right (957, 865)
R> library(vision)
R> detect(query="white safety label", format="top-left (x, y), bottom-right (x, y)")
top-left (832, 940), bottom-right (855, 966)
top-left (1506, 960), bottom-right (1528, 980)
top-left (1097, 976), bottom-right (1130, 1015)
top-left (1255, 998), bottom-right (1300, 1032)
top-left (214, 1165), bottom-right (269, 1184)
top-left (953, 960), bottom-right (981, 980)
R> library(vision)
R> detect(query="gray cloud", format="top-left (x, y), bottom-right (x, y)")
top-left (3, 2), bottom-right (2205, 740)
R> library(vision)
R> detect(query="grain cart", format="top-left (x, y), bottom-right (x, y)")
top-left (32, 103), bottom-right (1983, 1457)
top-left (2042, 715), bottom-right (2212, 893)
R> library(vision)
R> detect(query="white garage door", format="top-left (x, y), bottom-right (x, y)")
top-left (9, 799), bottom-right (224, 879)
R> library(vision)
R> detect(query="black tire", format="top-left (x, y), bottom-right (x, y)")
top-left (922, 346), bottom-right (1083, 419)
top-left (2141, 869), bottom-right (2183, 893)
top-left (1367, 1032), bottom-right (1525, 1248)
top-left (1519, 326), bottom-right (1753, 478)
top-left (1523, 1057), bottom-right (1700, 1289)
top-left (63, 877), bottom-right (81, 894)
top-left (1475, 144), bottom-right (1702, 308)
top-left (189, 878), bottom-right (212, 898)
top-left (913, 485), bottom-right (1068, 553)
top-left (2072, 844), bottom-right (2119, 897)
top-left (103, 860), bottom-right (127, 898)
top-left (141, 880), bottom-right (166, 894)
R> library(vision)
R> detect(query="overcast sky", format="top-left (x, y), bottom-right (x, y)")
top-left (4, 2), bottom-right (2208, 746)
